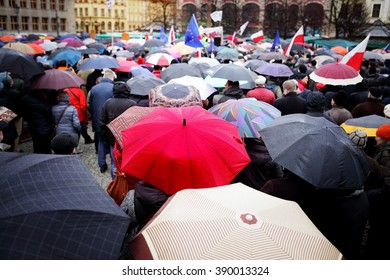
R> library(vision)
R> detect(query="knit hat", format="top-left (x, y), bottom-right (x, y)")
top-left (255, 75), bottom-right (266, 85)
top-left (376, 124), bottom-right (390, 141)
top-left (51, 132), bottom-right (78, 154)
top-left (369, 87), bottom-right (382, 98)
top-left (384, 104), bottom-right (390, 118)
top-left (332, 90), bottom-right (348, 107)
top-left (306, 91), bottom-right (325, 112)
top-left (349, 130), bottom-right (367, 149)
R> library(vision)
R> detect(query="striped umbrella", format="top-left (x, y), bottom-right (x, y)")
top-left (145, 53), bottom-right (175, 66)
top-left (209, 98), bottom-right (281, 138)
top-left (341, 115), bottom-right (390, 137)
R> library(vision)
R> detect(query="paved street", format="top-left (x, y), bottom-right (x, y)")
top-left (19, 126), bottom-right (113, 190)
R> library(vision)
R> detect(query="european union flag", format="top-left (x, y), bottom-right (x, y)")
top-left (208, 37), bottom-right (214, 54)
top-left (271, 30), bottom-right (281, 52)
top-left (160, 26), bottom-right (168, 45)
top-left (185, 14), bottom-right (204, 48)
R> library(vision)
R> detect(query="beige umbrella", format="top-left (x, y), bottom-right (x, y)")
top-left (3, 42), bottom-right (35, 55)
top-left (130, 183), bottom-right (342, 260)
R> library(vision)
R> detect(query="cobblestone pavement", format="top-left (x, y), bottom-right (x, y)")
top-left (19, 126), bottom-right (113, 190)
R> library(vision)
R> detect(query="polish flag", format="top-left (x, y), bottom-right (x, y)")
top-left (195, 48), bottom-right (202, 57)
top-left (167, 26), bottom-right (175, 45)
top-left (339, 34), bottom-right (370, 71)
top-left (250, 30), bottom-right (264, 43)
top-left (283, 26), bottom-right (304, 56)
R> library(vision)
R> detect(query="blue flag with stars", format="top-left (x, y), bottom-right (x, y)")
top-left (160, 26), bottom-right (168, 45)
top-left (271, 30), bottom-right (281, 52)
top-left (185, 14), bottom-right (204, 48)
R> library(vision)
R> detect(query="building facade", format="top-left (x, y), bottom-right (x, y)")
top-left (366, 0), bottom-right (390, 23)
top-left (0, 0), bottom-right (75, 35)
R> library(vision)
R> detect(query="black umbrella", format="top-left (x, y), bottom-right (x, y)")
top-left (143, 38), bottom-right (164, 49)
top-left (260, 114), bottom-right (370, 190)
top-left (87, 42), bottom-right (106, 51)
top-left (0, 48), bottom-right (44, 80)
top-left (0, 152), bottom-right (130, 260)
top-left (160, 63), bottom-right (202, 82)
top-left (78, 48), bottom-right (100, 55)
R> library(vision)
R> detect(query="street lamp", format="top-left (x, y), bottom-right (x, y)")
top-left (14, 3), bottom-right (20, 33)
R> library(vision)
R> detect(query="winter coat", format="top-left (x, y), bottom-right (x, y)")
top-left (351, 99), bottom-right (385, 118)
top-left (261, 172), bottom-right (369, 260)
top-left (52, 93), bottom-right (80, 140)
top-left (89, 78), bottom-right (114, 133)
top-left (21, 92), bottom-right (53, 135)
top-left (99, 81), bottom-right (137, 146)
top-left (128, 94), bottom-right (149, 107)
top-left (65, 87), bottom-right (88, 122)
top-left (346, 90), bottom-right (368, 112)
top-left (375, 141), bottom-right (390, 187)
top-left (233, 138), bottom-right (283, 190)
top-left (325, 106), bottom-right (353, 125)
top-left (273, 92), bottom-right (307, 116)
top-left (246, 87), bottom-right (275, 105)
top-left (217, 86), bottom-right (244, 104)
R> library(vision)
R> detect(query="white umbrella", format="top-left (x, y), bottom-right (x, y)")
top-left (168, 75), bottom-right (217, 100)
top-left (38, 40), bottom-right (58, 52)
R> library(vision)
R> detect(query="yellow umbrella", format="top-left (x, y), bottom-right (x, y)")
top-left (171, 43), bottom-right (196, 56)
top-left (341, 115), bottom-right (390, 137)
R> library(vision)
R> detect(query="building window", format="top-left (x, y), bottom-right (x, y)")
top-left (94, 8), bottom-right (98, 17)
top-left (9, 0), bottom-right (16, 8)
top-left (79, 7), bottom-right (83, 16)
top-left (85, 8), bottom-right (88, 16)
top-left (74, 8), bottom-right (77, 17)
top-left (108, 22), bottom-right (111, 31)
top-left (32, 17), bottom-right (39, 31)
top-left (10, 16), bottom-right (17, 30)
top-left (50, 0), bottom-right (55, 9)
top-left (42, 17), bottom-right (48, 30)
top-left (22, 16), bottom-right (28, 30)
top-left (0, 16), bottom-right (6, 31)
top-left (60, 19), bottom-right (66, 31)
top-left (101, 8), bottom-right (104, 17)
top-left (59, 0), bottom-right (65, 11)
top-left (51, 18), bottom-right (56, 31)
top-left (20, 0), bottom-right (26, 8)
top-left (372, 4), bottom-right (381, 18)
top-left (41, 0), bottom-right (47, 9)
top-left (31, 0), bottom-right (37, 8)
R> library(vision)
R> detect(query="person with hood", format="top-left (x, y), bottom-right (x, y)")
top-left (51, 90), bottom-right (81, 144)
top-left (305, 91), bottom-right (336, 123)
top-left (325, 90), bottom-right (353, 125)
top-left (215, 80), bottom-right (244, 105)
top-left (99, 81), bottom-right (137, 178)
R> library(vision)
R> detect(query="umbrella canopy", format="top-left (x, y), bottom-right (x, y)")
top-left (38, 40), bottom-right (58, 52)
top-left (160, 63), bottom-right (202, 82)
top-left (168, 75), bottom-right (216, 100)
top-left (130, 66), bottom-right (154, 77)
top-left (257, 52), bottom-right (288, 61)
top-left (243, 59), bottom-right (267, 71)
top-left (260, 114), bottom-right (370, 190)
top-left (171, 43), bottom-right (196, 56)
top-left (87, 42), bottom-right (106, 51)
top-left (61, 38), bottom-right (85, 48)
top-left (209, 98), bottom-right (281, 138)
top-left (215, 52), bottom-right (239, 62)
top-left (113, 60), bottom-right (139, 72)
top-left (83, 38), bottom-right (96, 45)
top-left (363, 51), bottom-right (384, 61)
top-left (0, 48), bottom-right (44, 80)
top-left (188, 57), bottom-right (220, 68)
top-left (3, 42), bottom-right (35, 55)
top-left (26, 43), bottom-right (46, 55)
top-left (331, 46), bottom-right (348, 55)
top-left (130, 182), bottom-right (342, 260)
top-left (108, 106), bottom-right (156, 148)
top-left (78, 55), bottom-right (120, 70)
top-left (341, 115), bottom-right (390, 137)
top-left (30, 69), bottom-right (85, 90)
top-left (145, 53), bottom-right (175, 66)
top-left (126, 75), bottom-right (165, 96)
top-left (207, 64), bottom-right (258, 84)
top-left (255, 62), bottom-right (294, 77)
top-left (312, 55), bottom-right (336, 68)
top-left (309, 63), bottom-right (363, 86)
top-left (0, 152), bottom-right (130, 260)
top-left (78, 48), bottom-right (100, 55)
top-left (143, 38), bottom-right (165, 49)
top-left (149, 83), bottom-right (203, 107)
top-left (121, 106), bottom-right (250, 195)
top-left (0, 35), bottom-right (16, 42)
top-left (114, 50), bottom-right (134, 58)
top-left (48, 48), bottom-right (82, 66)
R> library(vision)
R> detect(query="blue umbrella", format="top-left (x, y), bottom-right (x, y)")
top-left (78, 55), bottom-right (119, 70)
top-left (255, 62), bottom-right (294, 77)
top-left (0, 152), bottom-right (130, 259)
top-left (130, 66), bottom-right (154, 77)
top-left (49, 48), bottom-right (82, 66)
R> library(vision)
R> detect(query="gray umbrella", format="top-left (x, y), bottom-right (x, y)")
top-left (160, 64), bottom-right (202, 82)
top-left (0, 152), bottom-right (130, 259)
top-left (207, 64), bottom-right (258, 83)
top-left (143, 38), bottom-right (165, 49)
top-left (126, 75), bottom-right (166, 96)
top-left (259, 114), bottom-right (370, 190)
top-left (243, 59), bottom-right (267, 71)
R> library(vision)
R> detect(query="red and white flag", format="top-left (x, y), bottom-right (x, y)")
top-left (283, 26), bottom-right (304, 56)
top-left (250, 30), bottom-right (264, 43)
top-left (339, 34), bottom-right (370, 71)
top-left (167, 26), bottom-right (175, 45)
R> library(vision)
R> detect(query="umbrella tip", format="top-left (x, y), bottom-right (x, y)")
top-left (183, 118), bottom-right (186, 126)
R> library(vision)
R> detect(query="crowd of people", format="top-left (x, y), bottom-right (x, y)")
top-left (1, 36), bottom-right (390, 260)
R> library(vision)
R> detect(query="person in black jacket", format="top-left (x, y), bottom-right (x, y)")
top-left (274, 79), bottom-right (307, 116)
top-left (99, 81), bottom-right (136, 178)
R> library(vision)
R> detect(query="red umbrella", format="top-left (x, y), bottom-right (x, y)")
top-left (30, 69), bottom-right (85, 90)
top-left (113, 60), bottom-right (139, 72)
top-left (146, 53), bottom-right (175, 66)
top-left (309, 63), bottom-right (363, 86)
top-left (121, 106), bottom-right (250, 195)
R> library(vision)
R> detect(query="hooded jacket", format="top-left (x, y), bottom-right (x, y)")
top-left (99, 81), bottom-right (136, 145)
